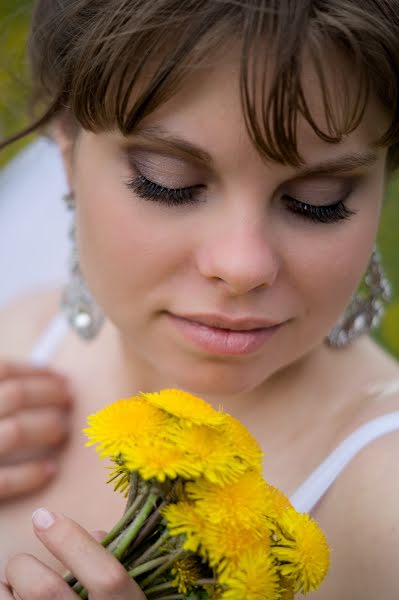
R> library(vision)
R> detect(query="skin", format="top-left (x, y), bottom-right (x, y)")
top-left (1, 47), bottom-right (398, 598)
top-left (1, 511), bottom-right (145, 600)
top-left (0, 362), bottom-right (72, 499)
top-left (71, 58), bottom-right (386, 403)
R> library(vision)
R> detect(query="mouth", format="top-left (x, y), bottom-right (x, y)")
top-left (166, 312), bottom-right (284, 356)
top-left (174, 313), bottom-right (282, 331)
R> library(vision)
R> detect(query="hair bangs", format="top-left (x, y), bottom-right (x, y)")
top-left (3, 0), bottom-right (399, 173)
top-left (238, 1), bottom-right (393, 167)
top-left (65, 2), bottom-right (239, 136)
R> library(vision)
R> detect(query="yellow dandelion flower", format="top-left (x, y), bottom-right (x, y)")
top-left (263, 483), bottom-right (293, 520)
top-left (162, 502), bottom-right (207, 554)
top-left (106, 463), bottom-right (130, 495)
top-left (168, 478), bottom-right (188, 503)
top-left (170, 423), bottom-right (251, 484)
top-left (220, 415), bottom-right (264, 471)
top-left (170, 556), bottom-right (201, 593)
top-left (203, 584), bottom-right (225, 599)
top-left (202, 522), bottom-right (269, 573)
top-left (272, 509), bottom-right (330, 593)
top-left (186, 471), bottom-right (270, 529)
top-left (83, 398), bottom-right (169, 458)
top-left (141, 389), bottom-right (225, 426)
top-left (279, 576), bottom-right (295, 600)
top-left (219, 550), bottom-right (280, 600)
top-left (123, 441), bottom-right (201, 482)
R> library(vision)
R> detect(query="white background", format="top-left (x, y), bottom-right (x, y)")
top-left (0, 139), bottom-right (70, 307)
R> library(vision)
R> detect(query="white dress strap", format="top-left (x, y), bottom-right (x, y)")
top-left (289, 409), bottom-right (399, 514)
top-left (29, 313), bottom-right (69, 366)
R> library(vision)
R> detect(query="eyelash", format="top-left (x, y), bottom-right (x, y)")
top-left (127, 175), bottom-right (201, 206)
top-left (282, 196), bottom-right (355, 224)
top-left (126, 175), bottom-right (356, 224)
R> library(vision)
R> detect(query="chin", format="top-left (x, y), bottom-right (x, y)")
top-left (165, 361), bottom-right (271, 398)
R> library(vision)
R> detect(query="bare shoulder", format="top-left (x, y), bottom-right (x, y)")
top-left (352, 336), bottom-right (399, 380)
top-left (306, 337), bottom-right (399, 598)
top-left (312, 419), bottom-right (399, 599)
top-left (0, 288), bottom-right (61, 360)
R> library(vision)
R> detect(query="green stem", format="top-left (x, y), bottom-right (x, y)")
top-left (72, 579), bottom-right (87, 595)
top-left (146, 577), bottom-right (218, 596)
top-left (124, 472), bottom-right (139, 511)
top-left (130, 529), bottom-right (170, 567)
top-left (113, 492), bottom-right (158, 561)
top-left (63, 571), bottom-right (77, 586)
top-left (195, 578), bottom-right (218, 585)
top-left (145, 580), bottom-right (176, 595)
top-left (128, 503), bottom-right (164, 551)
top-left (101, 488), bottom-right (148, 547)
top-left (147, 595), bottom-right (184, 600)
top-left (107, 529), bottom-right (127, 554)
top-left (141, 549), bottom-right (186, 589)
top-left (128, 554), bottom-right (172, 578)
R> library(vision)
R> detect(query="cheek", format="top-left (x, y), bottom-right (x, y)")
top-left (73, 163), bottom-right (189, 315)
top-left (285, 165), bottom-right (385, 312)
top-left (286, 211), bottom-right (380, 319)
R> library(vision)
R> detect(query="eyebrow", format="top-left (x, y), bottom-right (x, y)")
top-left (132, 125), bottom-right (213, 166)
top-left (296, 150), bottom-right (379, 177)
top-left (132, 125), bottom-right (379, 174)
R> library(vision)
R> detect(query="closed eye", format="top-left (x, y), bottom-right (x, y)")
top-left (126, 175), bottom-right (203, 206)
top-left (283, 195), bottom-right (356, 224)
top-left (126, 175), bottom-right (357, 224)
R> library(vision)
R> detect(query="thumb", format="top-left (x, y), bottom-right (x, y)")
top-left (91, 529), bottom-right (108, 543)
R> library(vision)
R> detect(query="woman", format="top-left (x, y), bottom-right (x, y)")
top-left (0, 0), bottom-right (399, 598)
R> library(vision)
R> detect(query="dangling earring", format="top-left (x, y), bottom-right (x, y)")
top-left (326, 248), bottom-right (392, 348)
top-left (61, 192), bottom-right (105, 340)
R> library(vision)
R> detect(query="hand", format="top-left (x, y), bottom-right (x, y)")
top-left (0, 361), bottom-right (73, 500)
top-left (1, 508), bottom-right (147, 599)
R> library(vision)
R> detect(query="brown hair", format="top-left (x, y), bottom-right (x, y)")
top-left (3, 0), bottom-right (399, 170)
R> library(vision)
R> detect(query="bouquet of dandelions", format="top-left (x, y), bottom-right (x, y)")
top-left (65, 389), bottom-right (329, 599)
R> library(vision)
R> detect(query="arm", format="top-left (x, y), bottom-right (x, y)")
top-left (311, 427), bottom-right (399, 600)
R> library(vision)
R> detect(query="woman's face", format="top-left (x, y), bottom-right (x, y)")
top-left (61, 53), bottom-right (388, 396)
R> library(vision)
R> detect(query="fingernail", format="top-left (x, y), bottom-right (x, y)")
top-left (32, 508), bottom-right (56, 530)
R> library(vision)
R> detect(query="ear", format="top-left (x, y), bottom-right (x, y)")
top-left (50, 118), bottom-right (77, 190)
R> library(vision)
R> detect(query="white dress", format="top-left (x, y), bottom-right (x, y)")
top-left (0, 139), bottom-right (70, 307)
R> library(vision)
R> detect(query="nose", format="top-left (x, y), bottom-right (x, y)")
top-left (196, 217), bottom-right (280, 296)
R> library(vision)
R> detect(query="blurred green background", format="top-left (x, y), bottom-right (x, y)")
top-left (1, 1), bottom-right (398, 358)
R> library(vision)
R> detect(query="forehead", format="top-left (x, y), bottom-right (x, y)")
top-left (136, 44), bottom-right (388, 165)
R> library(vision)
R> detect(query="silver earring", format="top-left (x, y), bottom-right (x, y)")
top-left (326, 248), bottom-right (392, 348)
top-left (61, 192), bottom-right (105, 340)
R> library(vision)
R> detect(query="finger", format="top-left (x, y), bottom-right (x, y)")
top-left (0, 377), bottom-right (73, 419)
top-left (91, 530), bottom-right (108, 543)
top-left (0, 460), bottom-right (57, 500)
top-left (0, 582), bottom-right (13, 599)
top-left (61, 530), bottom-right (108, 578)
top-left (0, 362), bottom-right (67, 383)
top-left (32, 510), bottom-right (146, 600)
top-left (0, 408), bottom-right (69, 457)
top-left (61, 528), bottom-right (109, 585)
top-left (6, 554), bottom-right (76, 600)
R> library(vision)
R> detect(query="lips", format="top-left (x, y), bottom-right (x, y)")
top-left (167, 312), bottom-right (284, 356)
top-left (173, 313), bottom-right (281, 331)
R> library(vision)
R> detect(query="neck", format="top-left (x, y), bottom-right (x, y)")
top-left (101, 321), bottom-right (338, 430)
